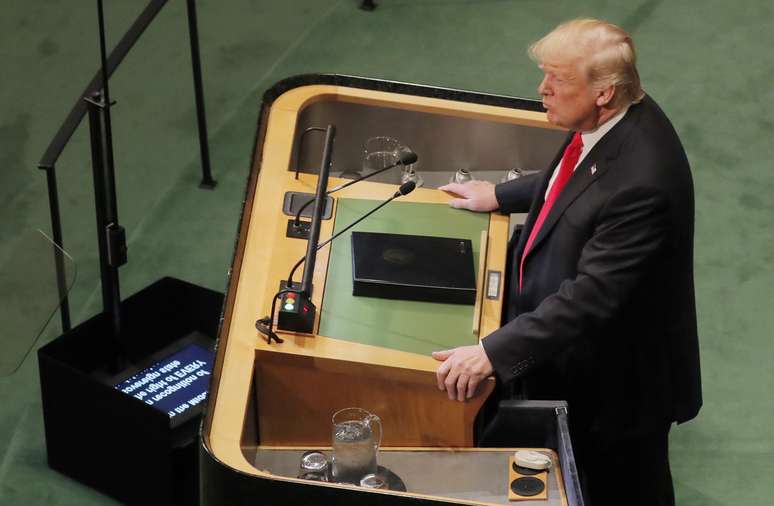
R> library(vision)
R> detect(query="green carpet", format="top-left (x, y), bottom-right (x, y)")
top-left (1, 0), bottom-right (772, 504)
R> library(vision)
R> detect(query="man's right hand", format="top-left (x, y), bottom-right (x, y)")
top-left (439, 181), bottom-right (499, 212)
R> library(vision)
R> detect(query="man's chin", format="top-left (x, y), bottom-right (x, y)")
top-left (545, 110), bottom-right (563, 127)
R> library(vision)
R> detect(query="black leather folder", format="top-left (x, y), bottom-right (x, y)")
top-left (350, 231), bottom-right (477, 305)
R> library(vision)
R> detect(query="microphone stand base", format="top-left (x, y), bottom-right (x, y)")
top-left (277, 294), bottom-right (317, 334)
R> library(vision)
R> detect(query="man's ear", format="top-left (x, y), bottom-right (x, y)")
top-left (596, 84), bottom-right (616, 107)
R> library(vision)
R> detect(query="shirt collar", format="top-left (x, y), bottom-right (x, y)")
top-left (580, 105), bottom-right (629, 151)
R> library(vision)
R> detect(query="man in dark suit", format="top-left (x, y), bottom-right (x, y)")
top-left (432, 18), bottom-right (701, 506)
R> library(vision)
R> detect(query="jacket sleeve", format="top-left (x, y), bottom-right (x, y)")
top-left (482, 184), bottom-right (671, 383)
top-left (494, 173), bottom-right (541, 213)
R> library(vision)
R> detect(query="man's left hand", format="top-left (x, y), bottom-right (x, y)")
top-left (432, 345), bottom-right (494, 401)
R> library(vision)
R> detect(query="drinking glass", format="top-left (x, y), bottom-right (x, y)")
top-left (363, 136), bottom-right (400, 173)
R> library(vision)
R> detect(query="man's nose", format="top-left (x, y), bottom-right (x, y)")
top-left (538, 77), bottom-right (549, 95)
top-left (538, 76), bottom-right (550, 96)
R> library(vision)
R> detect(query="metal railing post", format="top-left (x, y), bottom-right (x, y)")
top-left (186, 0), bottom-right (216, 189)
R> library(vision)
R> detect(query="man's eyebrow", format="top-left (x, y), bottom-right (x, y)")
top-left (553, 69), bottom-right (577, 82)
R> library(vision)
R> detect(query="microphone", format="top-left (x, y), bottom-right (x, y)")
top-left (331, 147), bottom-right (417, 192)
top-left (293, 147), bottom-right (418, 227)
top-left (393, 180), bottom-right (416, 197)
top-left (399, 147), bottom-right (419, 164)
top-left (258, 181), bottom-right (417, 338)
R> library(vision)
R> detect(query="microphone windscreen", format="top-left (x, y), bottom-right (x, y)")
top-left (397, 181), bottom-right (417, 196)
top-left (397, 147), bottom-right (418, 165)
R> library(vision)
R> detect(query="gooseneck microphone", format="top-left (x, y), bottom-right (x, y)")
top-left (329, 148), bottom-right (418, 192)
top-left (256, 181), bottom-right (417, 341)
top-left (293, 148), bottom-right (418, 227)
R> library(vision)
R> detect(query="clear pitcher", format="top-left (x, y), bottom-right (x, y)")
top-left (331, 407), bottom-right (382, 484)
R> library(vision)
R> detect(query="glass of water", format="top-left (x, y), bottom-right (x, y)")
top-left (331, 407), bottom-right (382, 484)
top-left (363, 136), bottom-right (400, 173)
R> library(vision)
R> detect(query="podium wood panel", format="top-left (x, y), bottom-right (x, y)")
top-left (254, 350), bottom-right (492, 447)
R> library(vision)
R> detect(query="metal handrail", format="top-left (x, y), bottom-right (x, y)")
top-left (38, 0), bottom-right (213, 332)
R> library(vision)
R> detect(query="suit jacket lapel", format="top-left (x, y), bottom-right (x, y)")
top-left (524, 103), bottom-right (640, 256)
top-left (527, 153), bottom-right (611, 253)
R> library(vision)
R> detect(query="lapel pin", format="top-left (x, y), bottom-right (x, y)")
top-left (590, 164), bottom-right (597, 175)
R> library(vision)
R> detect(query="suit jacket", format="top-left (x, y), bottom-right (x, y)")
top-left (481, 95), bottom-right (702, 444)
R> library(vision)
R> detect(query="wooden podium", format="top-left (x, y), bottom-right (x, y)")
top-left (200, 74), bottom-right (578, 506)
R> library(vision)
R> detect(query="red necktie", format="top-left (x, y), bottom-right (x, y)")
top-left (519, 132), bottom-right (583, 291)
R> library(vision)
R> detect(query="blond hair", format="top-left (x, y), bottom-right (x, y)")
top-left (529, 18), bottom-right (644, 107)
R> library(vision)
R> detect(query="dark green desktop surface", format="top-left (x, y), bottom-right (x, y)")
top-left (318, 198), bottom-right (489, 356)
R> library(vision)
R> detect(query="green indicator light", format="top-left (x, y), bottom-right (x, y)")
top-left (284, 303), bottom-right (294, 311)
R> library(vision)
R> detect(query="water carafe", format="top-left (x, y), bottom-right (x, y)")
top-left (331, 407), bottom-right (382, 484)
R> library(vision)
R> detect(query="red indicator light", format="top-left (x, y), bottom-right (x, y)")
top-left (302, 305), bottom-right (309, 313)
